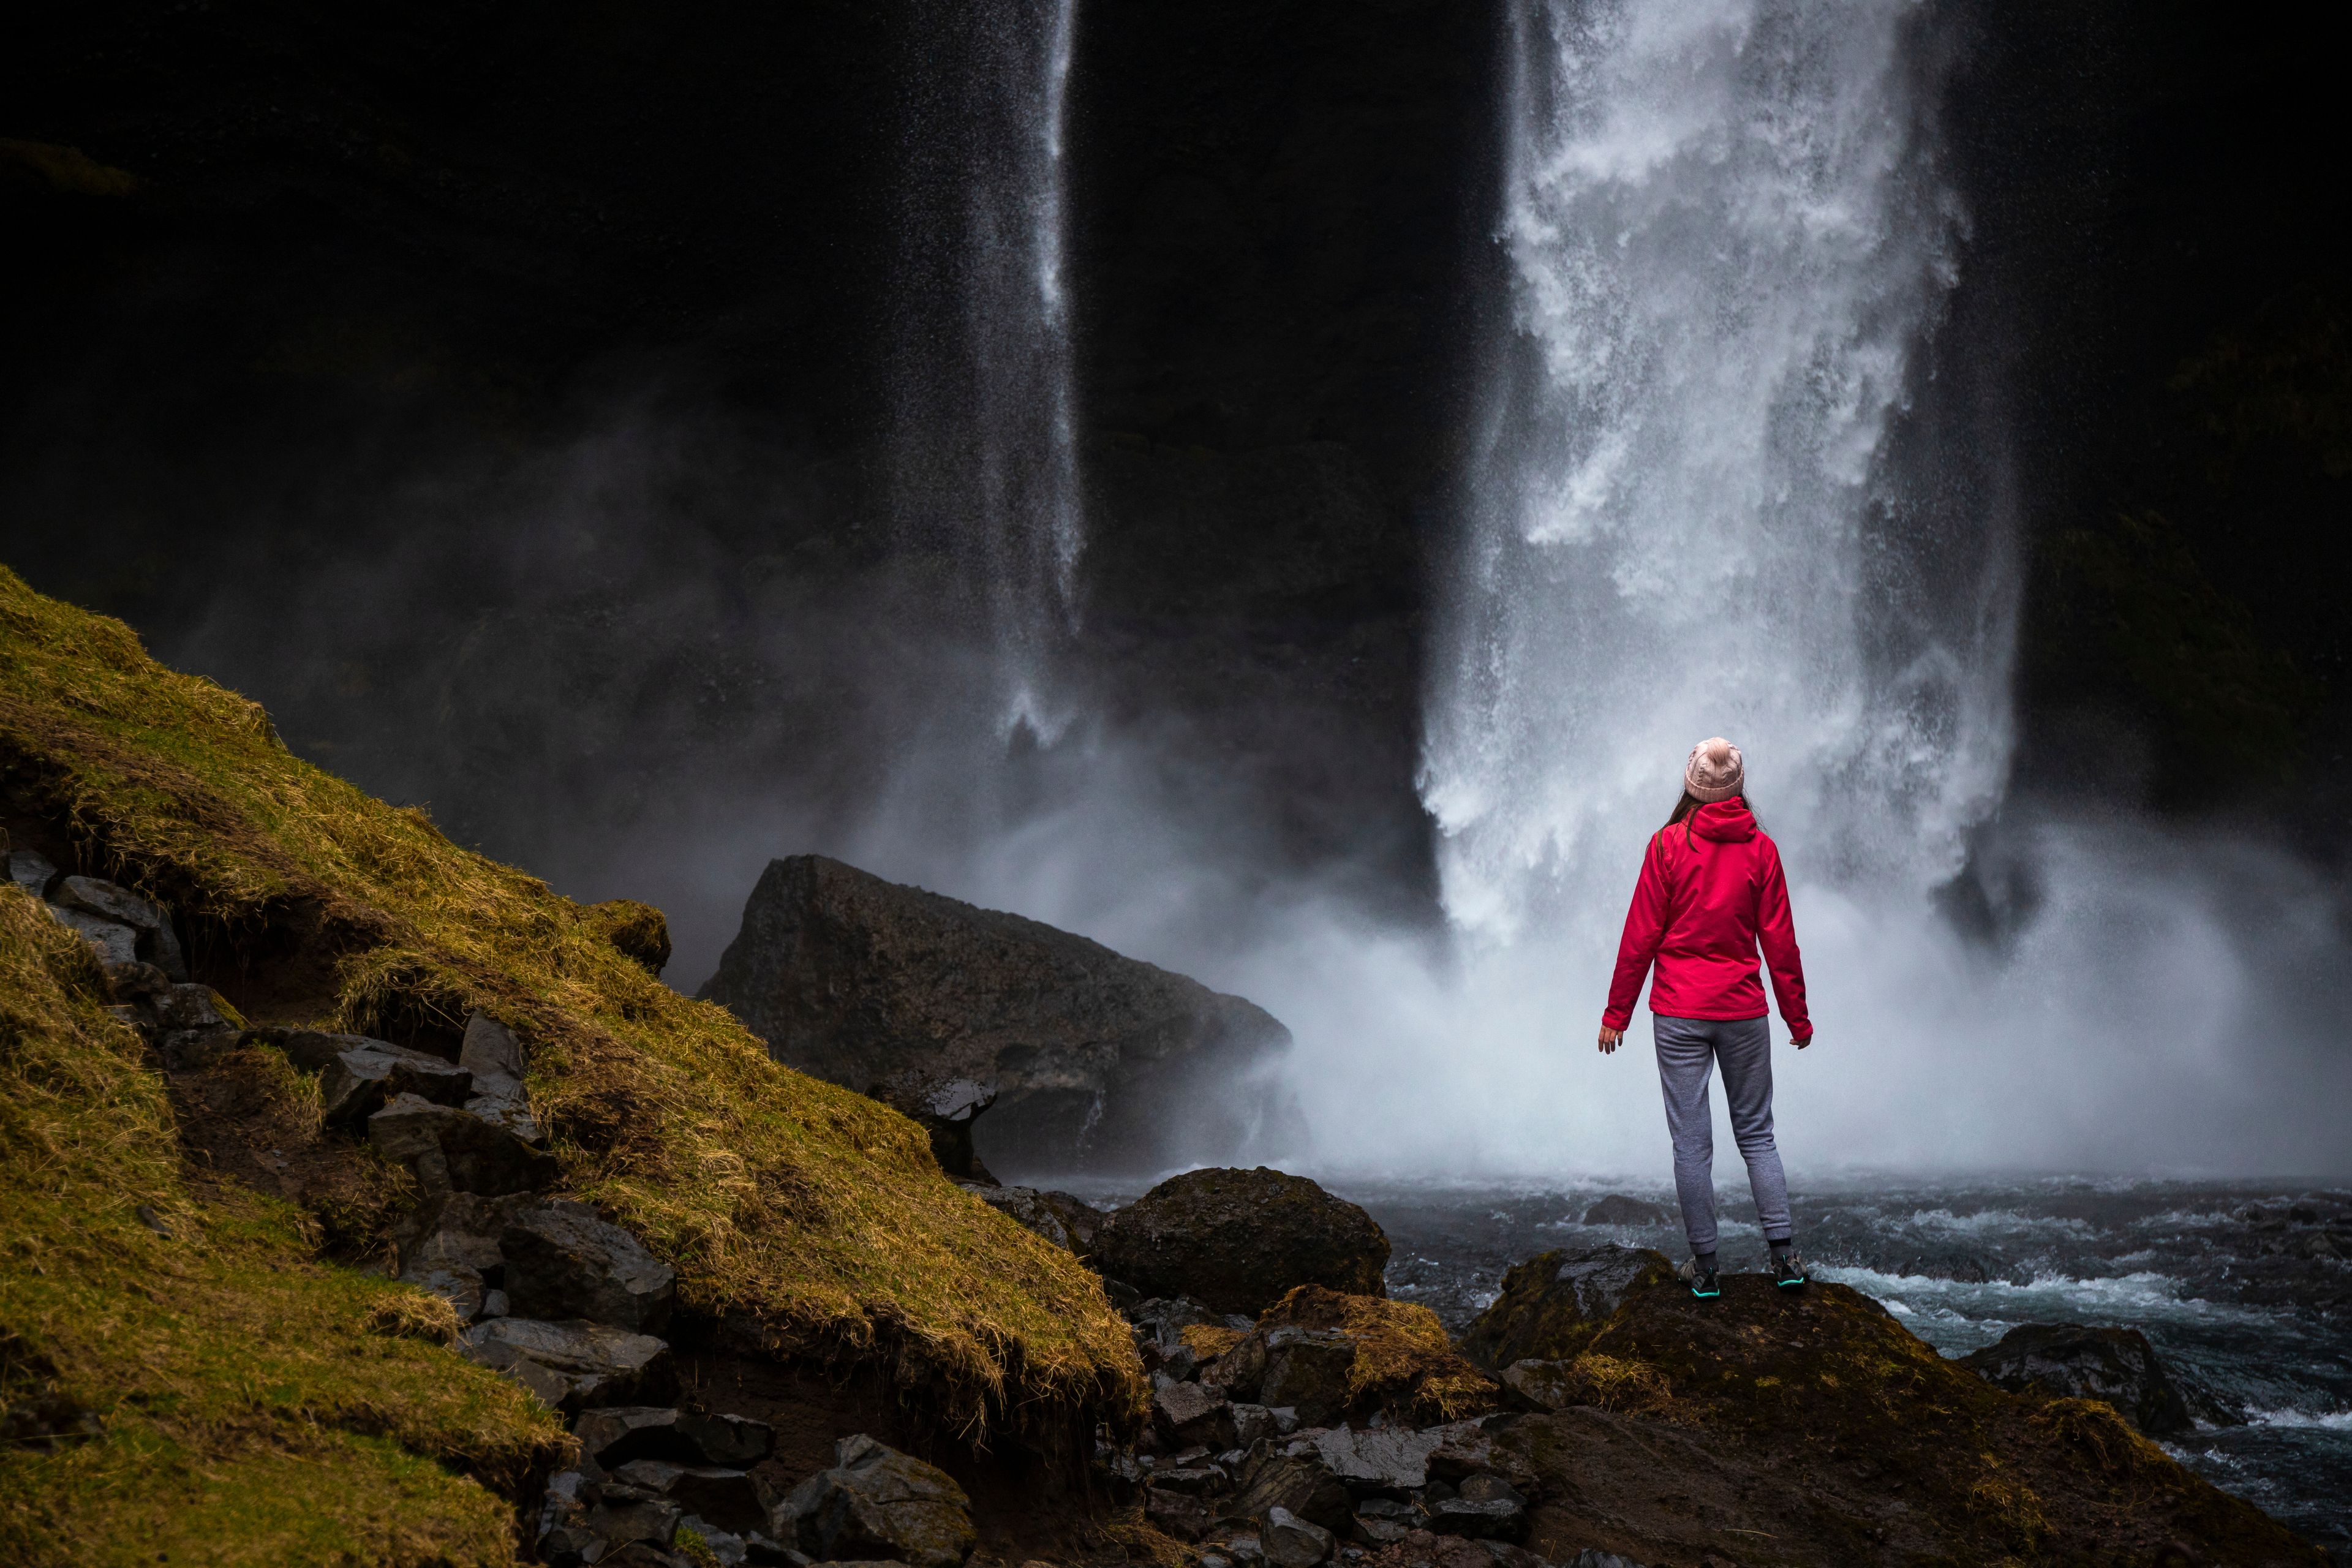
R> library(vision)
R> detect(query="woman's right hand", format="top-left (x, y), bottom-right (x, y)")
top-left (1598, 1025), bottom-right (1623, 1055)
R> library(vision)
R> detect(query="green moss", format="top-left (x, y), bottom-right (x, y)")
top-left (0, 566), bottom-right (1144, 1452)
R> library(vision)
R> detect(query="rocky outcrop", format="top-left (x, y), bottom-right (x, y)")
top-left (1961, 1322), bottom-right (2212, 1436)
top-left (1457, 1246), bottom-right (1675, 1371)
top-left (1093, 1167), bottom-right (1390, 1314)
top-left (699, 854), bottom-right (1300, 1174)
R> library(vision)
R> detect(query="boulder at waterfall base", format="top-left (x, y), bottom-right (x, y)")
top-left (1092, 1165), bottom-right (1392, 1314)
top-left (698, 853), bottom-right (1302, 1173)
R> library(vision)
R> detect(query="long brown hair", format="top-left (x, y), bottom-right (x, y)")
top-left (1665, 790), bottom-right (1758, 829)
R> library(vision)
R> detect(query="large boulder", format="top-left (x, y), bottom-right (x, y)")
top-left (1091, 1167), bottom-right (1389, 1314)
top-left (1960, 1322), bottom-right (2199, 1435)
top-left (698, 854), bottom-right (1300, 1173)
top-left (771, 1433), bottom-right (977, 1568)
top-left (1458, 1245), bottom-right (1675, 1371)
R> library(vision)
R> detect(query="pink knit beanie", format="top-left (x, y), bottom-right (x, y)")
top-left (1684, 737), bottom-right (1744, 802)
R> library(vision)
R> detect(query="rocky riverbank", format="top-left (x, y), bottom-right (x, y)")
top-left (0, 567), bottom-right (2332, 1566)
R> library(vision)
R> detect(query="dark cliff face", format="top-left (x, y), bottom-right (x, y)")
top-left (2, 0), bottom-right (2345, 952)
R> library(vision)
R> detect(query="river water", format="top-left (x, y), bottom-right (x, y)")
top-left (1332, 1175), bottom-right (2351, 1552)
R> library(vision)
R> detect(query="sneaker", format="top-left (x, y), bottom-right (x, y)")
top-left (1678, 1257), bottom-right (1721, 1298)
top-left (1772, 1251), bottom-right (1808, 1289)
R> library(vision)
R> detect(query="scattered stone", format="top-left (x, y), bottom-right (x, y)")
top-left (1425, 1474), bottom-right (1527, 1541)
top-left (575, 1406), bottom-right (775, 1469)
top-left (1093, 1167), bottom-right (1390, 1315)
top-left (971, 1185), bottom-right (1106, 1259)
top-left (47, 904), bottom-right (137, 966)
top-left (245, 1027), bottom-right (391, 1072)
top-left (1229, 1444), bottom-right (1352, 1534)
top-left (1155, 1379), bottom-right (1238, 1449)
top-left (50, 874), bottom-right (186, 977)
top-left (503, 1200), bottom-right (677, 1334)
top-left (370, 1091), bottom-right (559, 1195)
top-left (1497, 1359), bottom-right (1575, 1411)
top-left (1311, 1425), bottom-right (1441, 1493)
top-left (1568, 1553), bottom-right (1650, 1568)
top-left (154, 982), bottom-right (240, 1064)
top-left (322, 1044), bottom-right (474, 1125)
top-left (459, 1316), bottom-right (676, 1412)
top-left (459, 1012), bottom-right (528, 1100)
top-left (699, 853), bottom-right (1300, 1172)
top-left (7, 848), bottom-right (57, 897)
top-left (1145, 1487), bottom-right (1213, 1540)
top-left (1961, 1322), bottom-right (2199, 1436)
top-left (1262, 1506), bottom-right (1336, 1567)
top-left (1259, 1327), bottom-right (1356, 1427)
top-left (1458, 1245), bottom-right (1675, 1370)
top-left (1231, 1402), bottom-right (1280, 1446)
top-left (1581, 1194), bottom-right (1672, 1227)
top-left (871, 1071), bottom-right (998, 1182)
top-left (608, 1459), bottom-right (780, 1536)
top-left (769, 1433), bottom-right (976, 1568)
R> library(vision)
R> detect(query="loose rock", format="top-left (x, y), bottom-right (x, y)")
top-left (503, 1200), bottom-right (677, 1334)
top-left (7, 848), bottom-right (57, 897)
top-left (1262, 1506), bottom-right (1336, 1567)
top-left (459, 1316), bottom-right (676, 1412)
top-left (370, 1091), bottom-right (559, 1196)
top-left (575, 1406), bottom-right (775, 1469)
top-left (47, 904), bottom-right (137, 966)
top-left (1155, 1379), bottom-right (1238, 1449)
top-left (322, 1044), bottom-right (473, 1125)
top-left (1259, 1327), bottom-right (1357, 1427)
top-left (872, 1071), bottom-right (998, 1182)
top-left (971, 1184), bottom-right (1106, 1259)
top-left (51, 874), bottom-right (185, 977)
top-left (1092, 1167), bottom-right (1390, 1314)
top-left (769, 1433), bottom-right (977, 1568)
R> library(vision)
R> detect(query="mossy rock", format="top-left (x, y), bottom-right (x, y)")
top-left (1458, 1243), bottom-right (1675, 1370)
top-left (1235, 1284), bottom-right (1502, 1428)
top-left (1092, 1166), bottom-right (1389, 1314)
top-left (1491, 1270), bottom-right (2325, 1565)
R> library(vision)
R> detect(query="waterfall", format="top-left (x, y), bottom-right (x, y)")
top-left (892, 0), bottom-right (1085, 739)
top-left (1422, 0), bottom-right (2004, 944)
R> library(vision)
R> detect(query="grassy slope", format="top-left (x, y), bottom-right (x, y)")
top-left (0, 567), bottom-right (1144, 1552)
top-left (0, 886), bottom-right (564, 1564)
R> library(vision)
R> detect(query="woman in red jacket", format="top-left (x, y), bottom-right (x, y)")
top-left (1599, 737), bottom-right (1812, 1299)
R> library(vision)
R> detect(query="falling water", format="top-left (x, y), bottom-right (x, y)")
top-left (892, 0), bottom-right (1085, 738)
top-left (1423, 0), bottom-right (2000, 941)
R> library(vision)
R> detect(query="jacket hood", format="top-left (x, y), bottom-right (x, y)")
top-left (1689, 798), bottom-right (1757, 843)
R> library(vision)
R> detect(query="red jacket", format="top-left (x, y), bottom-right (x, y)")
top-left (1602, 799), bottom-right (1811, 1041)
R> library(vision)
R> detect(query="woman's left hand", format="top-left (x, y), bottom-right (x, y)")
top-left (1597, 1025), bottom-right (1623, 1055)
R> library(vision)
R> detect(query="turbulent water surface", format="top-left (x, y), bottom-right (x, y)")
top-left (1324, 1177), bottom-right (2351, 1550)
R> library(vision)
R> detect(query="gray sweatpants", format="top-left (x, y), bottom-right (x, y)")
top-left (1653, 1014), bottom-right (1792, 1256)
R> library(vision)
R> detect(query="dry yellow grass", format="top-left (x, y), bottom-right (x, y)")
top-left (1256, 1286), bottom-right (1502, 1425)
top-left (0, 567), bottom-right (1143, 1455)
